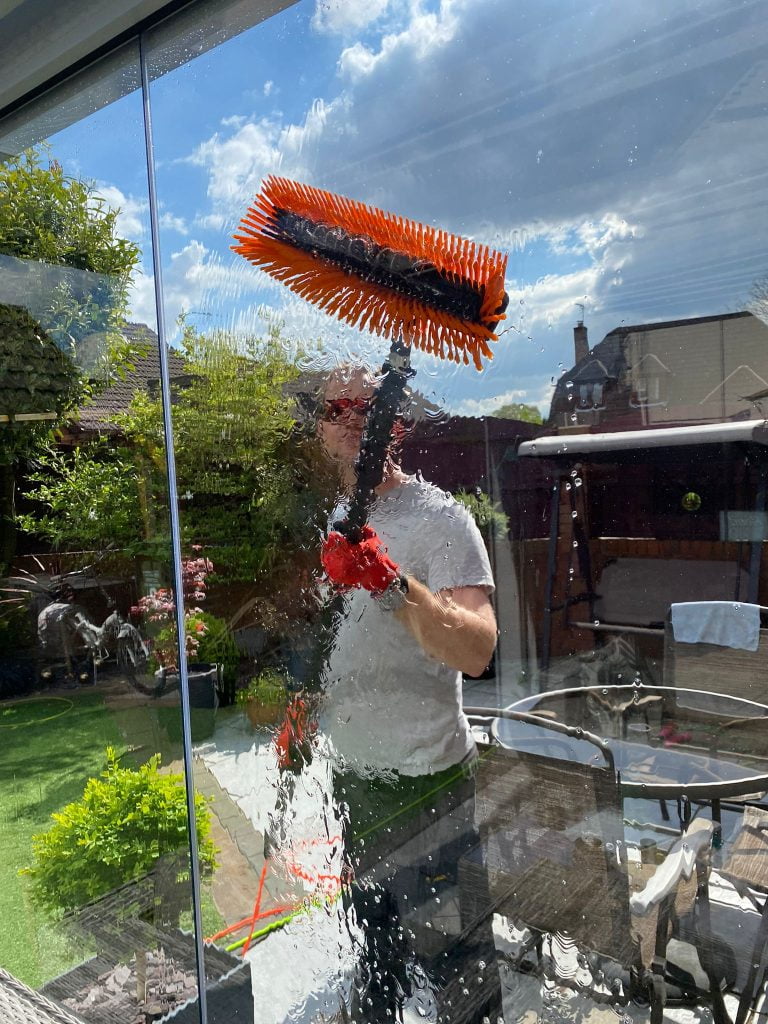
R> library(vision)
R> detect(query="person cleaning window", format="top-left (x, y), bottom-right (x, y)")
top-left (317, 363), bottom-right (502, 1024)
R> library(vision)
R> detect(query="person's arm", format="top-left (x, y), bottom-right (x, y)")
top-left (394, 579), bottom-right (497, 677)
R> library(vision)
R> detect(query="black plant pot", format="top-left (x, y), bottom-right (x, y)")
top-left (155, 663), bottom-right (219, 742)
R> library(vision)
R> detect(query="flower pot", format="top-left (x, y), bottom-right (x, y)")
top-left (154, 663), bottom-right (219, 741)
top-left (245, 698), bottom-right (286, 728)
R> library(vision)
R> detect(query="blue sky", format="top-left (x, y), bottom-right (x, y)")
top-left (48, 0), bottom-right (768, 416)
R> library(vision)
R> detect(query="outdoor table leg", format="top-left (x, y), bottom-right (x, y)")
top-left (650, 896), bottom-right (673, 1024)
top-left (711, 799), bottom-right (722, 850)
top-left (695, 857), bottom-right (730, 1024)
top-left (734, 900), bottom-right (768, 1024)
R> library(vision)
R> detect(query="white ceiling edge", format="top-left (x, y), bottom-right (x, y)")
top-left (0, 0), bottom-right (176, 115)
top-left (0, 0), bottom-right (296, 138)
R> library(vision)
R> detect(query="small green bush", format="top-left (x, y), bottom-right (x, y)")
top-left (17, 443), bottom-right (144, 550)
top-left (22, 747), bottom-right (217, 919)
top-left (235, 668), bottom-right (289, 708)
top-left (194, 611), bottom-right (239, 689)
top-left (149, 610), bottom-right (239, 692)
top-left (454, 490), bottom-right (508, 536)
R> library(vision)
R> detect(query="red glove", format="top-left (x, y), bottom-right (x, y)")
top-left (321, 525), bottom-right (400, 594)
top-left (275, 695), bottom-right (317, 772)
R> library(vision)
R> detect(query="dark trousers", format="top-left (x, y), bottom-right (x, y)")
top-left (334, 761), bottom-right (503, 1023)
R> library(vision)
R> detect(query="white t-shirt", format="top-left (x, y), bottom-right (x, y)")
top-left (321, 475), bottom-right (494, 777)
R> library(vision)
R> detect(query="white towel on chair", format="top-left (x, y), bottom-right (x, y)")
top-left (670, 601), bottom-right (760, 651)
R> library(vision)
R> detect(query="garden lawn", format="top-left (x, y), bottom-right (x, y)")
top-left (0, 691), bottom-right (123, 987)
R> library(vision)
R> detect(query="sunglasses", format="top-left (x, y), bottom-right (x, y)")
top-left (322, 396), bottom-right (372, 422)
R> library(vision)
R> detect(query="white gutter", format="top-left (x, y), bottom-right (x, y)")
top-left (518, 419), bottom-right (768, 456)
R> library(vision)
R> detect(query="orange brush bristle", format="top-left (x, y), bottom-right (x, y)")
top-left (232, 176), bottom-right (508, 370)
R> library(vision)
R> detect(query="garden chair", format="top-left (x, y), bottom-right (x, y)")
top-left (718, 805), bottom-right (768, 1024)
top-left (461, 709), bottom-right (728, 1024)
top-left (663, 612), bottom-right (768, 707)
top-left (0, 966), bottom-right (86, 1024)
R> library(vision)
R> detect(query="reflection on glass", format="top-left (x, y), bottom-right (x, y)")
top-left (148, 0), bottom-right (768, 1014)
top-left (0, 0), bottom-right (763, 1020)
top-left (0, 47), bottom-right (205, 1024)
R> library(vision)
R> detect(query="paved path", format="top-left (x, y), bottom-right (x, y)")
top-left (192, 757), bottom-right (303, 927)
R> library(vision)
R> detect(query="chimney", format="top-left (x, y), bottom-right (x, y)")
top-left (573, 319), bottom-right (589, 364)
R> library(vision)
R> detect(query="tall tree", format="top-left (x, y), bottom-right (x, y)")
top-left (0, 149), bottom-right (142, 569)
top-left (117, 325), bottom-right (327, 584)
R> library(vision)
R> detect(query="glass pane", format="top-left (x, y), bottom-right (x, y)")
top-left (145, 1), bottom-right (768, 1022)
top-left (0, 44), bottom-right (202, 1024)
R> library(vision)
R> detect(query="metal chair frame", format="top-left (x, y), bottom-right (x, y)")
top-left (464, 706), bottom-right (728, 1024)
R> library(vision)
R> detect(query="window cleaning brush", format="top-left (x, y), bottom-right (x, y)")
top-left (233, 176), bottom-right (509, 543)
top-left (231, 175), bottom-right (509, 372)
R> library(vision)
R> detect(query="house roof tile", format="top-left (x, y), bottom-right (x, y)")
top-left (74, 324), bottom-right (187, 433)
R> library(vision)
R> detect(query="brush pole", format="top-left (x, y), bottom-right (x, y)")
top-left (336, 339), bottom-right (415, 543)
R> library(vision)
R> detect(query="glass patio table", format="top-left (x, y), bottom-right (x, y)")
top-left (468, 684), bottom-right (768, 801)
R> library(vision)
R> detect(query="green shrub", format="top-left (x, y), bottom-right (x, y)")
top-left (22, 747), bottom-right (217, 919)
top-left (194, 611), bottom-right (239, 689)
top-left (149, 610), bottom-right (239, 693)
top-left (17, 442), bottom-right (145, 550)
top-left (235, 668), bottom-right (290, 708)
top-left (454, 490), bottom-right (508, 536)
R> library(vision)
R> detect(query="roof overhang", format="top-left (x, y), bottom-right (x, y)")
top-left (518, 419), bottom-right (768, 457)
top-left (0, 0), bottom-right (297, 152)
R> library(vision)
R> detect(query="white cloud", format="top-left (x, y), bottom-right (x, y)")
top-left (510, 270), bottom-right (598, 328)
top-left (337, 42), bottom-right (378, 80)
top-left (159, 211), bottom-right (188, 235)
top-left (127, 240), bottom-right (266, 333)
top-left (194, 212), bottom-right (228, 232)
top-left (127, 268), bottom-right (158, 330)
top-left (188, 95), bottom-right (350, 216)
top-left (95, 184), bottom-right (148, 241)
top-left (546, 213), bottom-right (639, 260)
top-left (312, 0), bottom-right (393, 37)
top-left (338, 0), bottom-right (461, 81)
top-left (455, 388), bottom-right (529, 417)
top-left (263, 79), bottom-right (274, 97)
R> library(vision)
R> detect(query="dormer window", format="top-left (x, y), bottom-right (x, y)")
top-left (578, 382), bottom-right (605, 409)
top-left (630, 354), bottom-right (670, 408)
